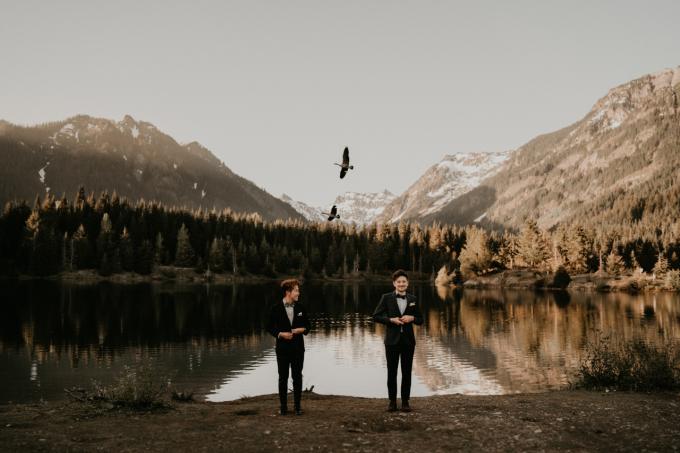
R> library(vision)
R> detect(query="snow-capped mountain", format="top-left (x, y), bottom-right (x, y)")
top-left (376, 151), bottom-right (511, 223)
top-left (332, 190), bottom-right (396, 225)
top-left (280, 194), bottom-right (326, 222)
top-left (0, 114), bottom-right (303, 222)
top-left (283, 190), bottom-right (396, 225)
top-left (424, 65), bottom-right (680, 230)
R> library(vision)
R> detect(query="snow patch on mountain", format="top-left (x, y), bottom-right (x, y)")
top-left (280, 195), bottom-right (326, 222)
top-left (38, 162), bottom-right (49, 184)
top-left (281, 191), bottom-right (397, 225)
top-left (332, 190), bottom-right (396, 225)
top-left (377, 151), bottom-right (511, 223)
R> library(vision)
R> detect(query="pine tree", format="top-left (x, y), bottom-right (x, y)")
top-left (605, 249), bottom-right (626, 274)
top-left (496, 233), bottom-right (518, 269)
top-left (517, 219), bottom-right (550, 269)
top-left (566, 226), bottom-right (591, 274)
top-left (97, 213), bottom-right (117, 275)
top-left (119, 227), bottom-right (134, 271)
top-left (61, 232), bottom-right (71, 272)
top-left (628, 250), bottom-right (641, 272)
top-left (653, 254), bottom-right (669, 277)
top-left (71, 224), bottom-right (91, 269)
top-left (459, 227), bottom-right (492, 276)
top-left (25, 209), bottom-right (59, 276)
top-left (208, 237), bottom-right (226, 272)
top-left (134, 240), bottom-right (154, 275)
top-left (154, 232), bottom-right (165, 266)
top-left (174, 223), bottom-right (196, 267)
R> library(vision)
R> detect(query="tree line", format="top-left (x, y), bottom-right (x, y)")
top-left (1, 188), bottom-right (679, 279)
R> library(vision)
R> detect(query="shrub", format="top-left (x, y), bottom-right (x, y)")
top-left (548, 266), bottom-right (571, 289)
top-left (574, 332), bottom-right (680, 391)
top-left (92, 363), bottom-right (170, 408)
top-left (171, 389), bottom-right (195, 403)
top-left (664, 270), bottom-right (680, 291)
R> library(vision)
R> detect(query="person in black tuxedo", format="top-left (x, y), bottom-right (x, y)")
top-left (267, 279), bottom-right (310, 415)
top-left (372, 269), bottom-right (423, 412)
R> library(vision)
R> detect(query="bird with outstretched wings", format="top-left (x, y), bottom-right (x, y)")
top-left (334, 146), bottom-right (354, 179)
top-left (321, 204), bottom-right (340, 221)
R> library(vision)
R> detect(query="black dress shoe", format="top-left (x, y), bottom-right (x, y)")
top-left (387, 400), bottom-right (398, 412)
top-left (294, 408), bottom-right (303, 416)
top-left (279, 408), bottom-right (288, 416)
top-left (401, 401), bottom-right (411, 412)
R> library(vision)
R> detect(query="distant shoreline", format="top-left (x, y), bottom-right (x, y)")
top-left (1, 267), bottom-right (678, 292)
top-left (0, 267), bottom-right (431, 285)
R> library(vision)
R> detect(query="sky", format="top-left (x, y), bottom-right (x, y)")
top-left (2, 0), bottom-right (680, 207)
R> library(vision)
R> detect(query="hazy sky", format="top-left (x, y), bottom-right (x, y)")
top-left (2, 1), bottom-right (680, 206)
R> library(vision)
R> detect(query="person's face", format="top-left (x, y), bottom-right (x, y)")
top-left (286, 285), bottom-right (300, 302)
top-left (393, 276), bottom-right (408, 293)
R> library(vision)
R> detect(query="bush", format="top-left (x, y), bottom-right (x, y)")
top-left (574, 332), bottom-right (680, 391)
top-left (665, 270), bottom-right (680, 291)
top-left (625, 277), bottom-right (644, 293)
top-left (92, 363), bottom-right (170, 408)
top-left (548, 266), bottom-right (571, 289)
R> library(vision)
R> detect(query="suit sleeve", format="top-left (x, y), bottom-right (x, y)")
top-left (372, 294), bottom-right (390, 325)
top-left (267, 304), bottom-right (280, 339)
top-left (412, 298), bottom-right (424, 326)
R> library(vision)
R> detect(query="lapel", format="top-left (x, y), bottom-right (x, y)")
top-left (280, 302), bottom-right (293, 327)
top-left (393, 293), bottom-right (413, 315)
top-left (389, 293), bottom-right (401, 316)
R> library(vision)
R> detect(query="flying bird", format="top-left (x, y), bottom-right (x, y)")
top-left (321, 205), bottom-right (340, 221)
top-left (333, 147), bottom-right (354, 179)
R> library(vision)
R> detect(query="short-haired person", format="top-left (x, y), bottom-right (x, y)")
top-left (267, 279), bottom-right (310, 415)
top-left (372, 269), bottom-right (423, 412)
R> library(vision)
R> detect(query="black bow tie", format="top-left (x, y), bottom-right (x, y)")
top-left (284, 302), bottom-right (294, 307)
top-left (396, 293), bottom-right (406, 298)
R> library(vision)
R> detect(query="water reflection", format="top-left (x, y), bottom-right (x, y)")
top-left (1, 280), bottom-right (679, 403)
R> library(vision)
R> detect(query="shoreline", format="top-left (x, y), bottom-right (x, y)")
top-left (0, 268), bottom-right (433, 286)
top-left (1, 268), bottom-right (678, 293)
top-left (1, 391), bottom-right (679, 451)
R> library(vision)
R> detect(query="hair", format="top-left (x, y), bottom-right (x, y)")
top-left (391, 269), bottom-right (408, 281)
top-left (281, 278), bottom-right (300, 295)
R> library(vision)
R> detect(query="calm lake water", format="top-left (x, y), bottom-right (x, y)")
top-left (1, 280), bottom-right (679, 404)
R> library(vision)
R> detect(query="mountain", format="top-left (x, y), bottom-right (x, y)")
top-left (332, 190), bottom-right (397, 225)
top-left (423, 65), bottom-right (680, 231)
top-left (0, 115), bottom-right (303, 222)
top-left (376, 152), bottom-right (511, 224)
top-left (280, 194), bottom-right (325, 222)
top-left (282, 190), bottom-right (396, 225)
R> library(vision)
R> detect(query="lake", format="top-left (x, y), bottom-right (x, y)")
top-left (1, 280), bottom-right (679, 404)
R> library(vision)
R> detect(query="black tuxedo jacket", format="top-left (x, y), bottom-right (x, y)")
top-left (267, 301), bottom-right (310, 352)
top-left (372, 292), bottom-right (423, 346)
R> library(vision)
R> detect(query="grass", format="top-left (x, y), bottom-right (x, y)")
top-left (574, 331), bottom-right (680, 391)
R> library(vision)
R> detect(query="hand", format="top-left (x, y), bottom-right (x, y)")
top-left (291, 328), bottom-right (306, 335)
top-left (390, 317), bottom-right (404, 325)
top-left (400, 315), bottom-right (415, 324)
top-left (278, 332), bottom-right (294, 340)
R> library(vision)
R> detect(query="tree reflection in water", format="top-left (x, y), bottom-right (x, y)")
top-left (1, 280), bottom-right (679, 403)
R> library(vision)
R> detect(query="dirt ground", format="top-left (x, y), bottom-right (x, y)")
top-left (1, 391), bottom-right (679, 452)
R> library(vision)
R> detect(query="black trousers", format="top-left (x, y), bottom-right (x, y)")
top-left (276, 348), bottom-right (304, 409)
top-left (385, 335), bottom-right (415, 402)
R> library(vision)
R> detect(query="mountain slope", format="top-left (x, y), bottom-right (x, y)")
top-left (0, 115), bottom-right (303, 222)
top-left (424, 66), bottom-right (680, 231)
top-left (331, 190), bottom-right (396, 225)
top-left (376, 151), bottom-right (510, 223)
top-left (283, 191), bottom-right (396, 225)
